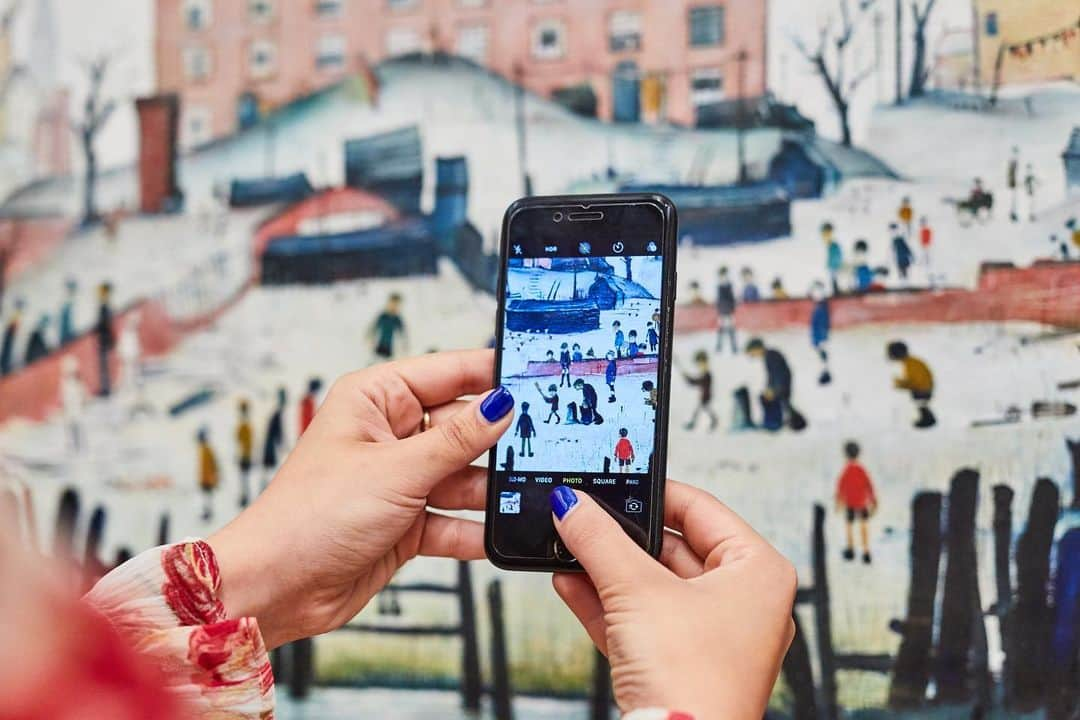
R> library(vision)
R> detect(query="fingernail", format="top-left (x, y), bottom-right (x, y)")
top-left (479, 386), bottom-right (514, 423)
top-left (550, 486), bottom-right (579, 520)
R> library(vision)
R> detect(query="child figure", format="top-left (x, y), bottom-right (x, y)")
top-left (740, 267), bottom-right (761, 302)
top-left (682, 350), bottom-right (718, 431)
top-left (809, 281), bottom-right (832, 385)
top-left (299, 377), bottom-right (323, 436)
top-left (918, 217), bottom-right (934, 285)
top-left (605, 350), bottom-right (618, 403)
top-left (834, 441), bottom-right (877, 564)
top-left (646, 321), bottom-right (659, 353)
top-left (627, 330), bottom-right (640, 358)
top-left (1023, 163), bottom-right (1039, 222)
top-left (852, 240), bottom-right (873, 292)
top-left (887, 341), bottom-right (936, 429)
top-left (197, 428), bottom-right (220, 522)
top-left (571, 343), bottom-right (584, 363)
top-left (898, 196), bottom-right (914, 239)
top-left (641, 380), bottom-right (657, 410)
top-left (614, 428), bottom-right (635, 474)
top-left (613, 321), bottom-right (625, 358)
top-left (559, 342), bottom-right (572, 387)
top-left (536, 382), bottom-right (561, 424)
top-left (515, 401), bottom-right (536, 457)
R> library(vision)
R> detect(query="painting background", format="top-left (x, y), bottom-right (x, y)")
top-left (1, 1), bottom-right (1079, 717)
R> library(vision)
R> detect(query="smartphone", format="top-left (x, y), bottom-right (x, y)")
top-left (485, 193), bottom-right (678, 572)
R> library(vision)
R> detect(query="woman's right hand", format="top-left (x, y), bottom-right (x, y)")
top-left (549, 481), bottom-right (797, 720)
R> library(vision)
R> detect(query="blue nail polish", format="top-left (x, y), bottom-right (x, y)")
top-left (480, 386), bottom-right (514, 422)
top-left (550, 486), bottom-right (578, 520)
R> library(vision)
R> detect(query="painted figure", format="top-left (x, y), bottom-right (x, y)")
top-left (770, 277), bottom-right (788, 300)
top-left (95, 283), bottom-right (115, 398)
top-left (614, 428), bottom-right (635, 474)
top-left (559, 342), bottom-right (572, 387)
top-left (1023, 163), bottom-right (1039, 222)
top-left (887, 341), bottom-right (936, 429)
top-left (262, 387), bottom-right (287, 490)
top-left (0, 300), bottom-right (20, 376)
top-left (371, 292), bottom-right (405, 360)
top-left (918, 217), bottom-right (933, 284)
top-left (236, 399), bottom-right (254, 508)
top-left (197, 427), bottom-right (220, 522)
top-left (627, 330), bottom-right (640, 358)
top-left (536, 382), bottom-right (560, 424)
top-left (59, 278), bottom-right (77, 345)
top-left (810, 281), bottom-right (831, 385)
top-left (570, 378), bottom-right (603, 425)
top-left (687, 281), bottom-right (705, 305)
top-left (514, 401), bottom-right (536, 457)
top-left (299, 377), bottom-right (323, 436)
top-left (1069, 217), bottom-right (1080, 257)
top-left (682, 350), bottom-right (717, 432)
top-left (60, 355), bottom-right (87, 453)
top-left (612, 321), bottom-right (625, 358)
top-left (746, 337), bottom-right (794, 432)
top-left (835, 441), bottom-right (877, 564)
top-left (571, 343), bottom-right (583, 363)
top-left (740, 267), bottom-right (760, 302)
top-left (605, 350), bottom-right (618, 403)
top-left (890, 223), bottom-right (914, 282)
top-left (852, 240), bottom-right (874, 292)
top-left (641, 380), bottom-right (657, 411)
top-left (1007, 146), bottom-right (1019, 222)
top-left (25, 315), bottom-right (50, 365)
top-left (117, 310), bottom-right (143, 398)
top-left (646, 321), bottom-right (659, 354)
top-left (715, 266), bottom-right (737, 353)
top-left (897, 196), bottom-right (914, 239)
top-left (822, 222), bottom-right (843, 294)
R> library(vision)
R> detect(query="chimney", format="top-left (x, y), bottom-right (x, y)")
top-left (136, 94), bottom-right (183, 214)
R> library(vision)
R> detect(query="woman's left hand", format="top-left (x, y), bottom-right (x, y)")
top-left (208, 349), bottom-right (513, 649)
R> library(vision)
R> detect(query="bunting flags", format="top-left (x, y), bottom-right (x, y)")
top-left (1005, 17), bottom-right (1080, 60)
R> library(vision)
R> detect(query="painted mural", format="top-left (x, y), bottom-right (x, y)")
top-left (1, 0), bottom-right (1079, 718)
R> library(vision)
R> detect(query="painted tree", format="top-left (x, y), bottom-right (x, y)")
top-left (72, 55), bottom-right (116, 226)
top-left (907, 0), bottom-right (939, 98)
top-left (793, 0), bottom-right (877, 147)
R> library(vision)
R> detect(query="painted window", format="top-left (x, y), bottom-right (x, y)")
top-left (183, 46), bottom-right (212, 81)
top-left (532, 20), bottom-right (566, 60)
top-left (690, 67), bottom-right (724, 106)
top-left (315, 0), bottom-right (343, 16)
top-left (248, 0), bottom-right (273, 22)
top-left (458, 0), bottom-right (487, 6)
top-left (456, 24), bottom-right (489, 63)
top-left (182, 106), bottom-right (212, 148)
top-left (984, 12), bottom-right (998, 37)
top-left (316, 35), bottom-right (347, 69)
top-left (388, 0), bottom-right (420, 10)
top-left (249, 39), bottom-right (277, 78)
top-left (386, 27), bottom-right (422, 55)
top-left (183, 0), bottom-right (212, 30)
top-left (609, 10), bottom-right (642, 52)
top-left (689, 5), bottom-right (725, 47)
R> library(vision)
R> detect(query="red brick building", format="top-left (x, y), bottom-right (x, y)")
top-left (155, 0), bottom-right (768, 146)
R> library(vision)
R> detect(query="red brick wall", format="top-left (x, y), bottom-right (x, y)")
top-left (136, 95), bottom-right (180, 214)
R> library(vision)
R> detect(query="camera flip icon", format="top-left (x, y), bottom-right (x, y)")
top-left (624, 497), bottom-right (644, 514)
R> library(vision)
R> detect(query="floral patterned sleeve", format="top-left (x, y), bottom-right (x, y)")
top-left (84, 540), bottom-right (275, 719)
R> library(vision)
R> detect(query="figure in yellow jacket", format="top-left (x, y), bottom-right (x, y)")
top-left (197, 427), bottom-right (220, 522)
top-left (887, 341), bottom-right (935, 429)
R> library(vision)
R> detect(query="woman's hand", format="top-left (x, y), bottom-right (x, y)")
top-left (549, 481), bottom-right (797, 720)
top-left (208, 350), bottom-right (513, 649)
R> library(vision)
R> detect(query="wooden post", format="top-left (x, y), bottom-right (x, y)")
top-left (157, 512), bottom-right (170, 545)
top-left (888, 491), bottom-right (943, 708)
top-left (53, 488), bottom-right (80, 561)
top-left (457, 561), bottom-right (482, 712)
top-left (782, 612), bottom-right (819, 720)
top-left (590, 649), bottom-right (613, 720)
top-left (488, 579), bottom-right (514, 720)
top-left (1046, 528), bottom-right (1080, 720)
top-left (288, 638), bottom-right (313, 699)
top-left (810, 504), bottom-right (838, 720)
top-left (934, 469), bottom-right (980, 703)
top-left (991, 484), bottom-right (1014, 704)
top-left (1005, 477), bottom-right (1060, 712)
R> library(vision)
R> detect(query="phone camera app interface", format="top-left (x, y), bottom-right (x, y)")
top-left (493, 234), bottom-right (664, 559)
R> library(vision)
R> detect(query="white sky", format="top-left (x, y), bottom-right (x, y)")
top-left (7, 0), bottom-right (973, 168)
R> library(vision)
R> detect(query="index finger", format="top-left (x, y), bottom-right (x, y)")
top-left (388, 349), bottom-right (496, 408)
top-left (663, 480), bottom-right (766, 568)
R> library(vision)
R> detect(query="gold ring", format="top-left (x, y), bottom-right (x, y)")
top-left (419, 410), bottom-right (431, 433)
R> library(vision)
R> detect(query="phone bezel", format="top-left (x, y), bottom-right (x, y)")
top-left (484, 192), bottom-right (678, 572)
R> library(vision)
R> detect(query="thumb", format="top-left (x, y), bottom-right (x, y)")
top-left (396, 386), bottom-right (515, 492)
top-left (550, 487), bottom-right (658, 591)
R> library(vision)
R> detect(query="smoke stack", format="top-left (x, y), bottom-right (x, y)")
top-left (135, 94), bottom-right (183, 214)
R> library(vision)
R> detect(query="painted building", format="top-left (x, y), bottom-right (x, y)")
top-left (972, 0), bottom-right (1079, 89)
top-left (155, 0), bottom-right (767, 145)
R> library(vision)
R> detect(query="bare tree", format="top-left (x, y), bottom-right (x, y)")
top-left (793, 0), bottom-right (877, 147)
top-left (0, 221), bottom-right (22, 316)
top-left (72, 55), bottom-right (116, 226)
top-left (907, 0), bottom-right (938, 98)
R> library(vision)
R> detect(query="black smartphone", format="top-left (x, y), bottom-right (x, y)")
top-left (485, 193), bottom-right (678, 572)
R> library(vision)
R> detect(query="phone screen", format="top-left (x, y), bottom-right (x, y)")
top-left (488, 199), bottom-right (672, 564)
